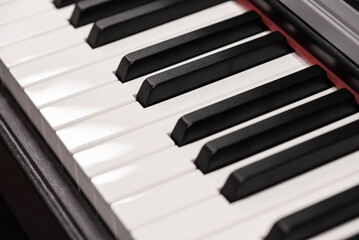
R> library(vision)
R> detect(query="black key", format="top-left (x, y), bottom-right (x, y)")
top-left (346, 233), bottom-right (359, 240)
top-left (194, 89), bottom-right (359, 174)
top-left (137, 32), bottom-right (293, 107)
top-left (171, 65), bottom-right (333, 146)
top-left (345, 0), bottom-right (359, 12)
top-left (54, 0), bottom-right (82, 8)
top-left (116, 11), bottom-right (268, 82)
top-left (87, 0), bottom-right (228, 48)
top-left (221, 120), bottom-right (359, 202)
top-left (70, 0), bottom-right (154, 28)
top-left (265, 185), bottom-right (359, 240)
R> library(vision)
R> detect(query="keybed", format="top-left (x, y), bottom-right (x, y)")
top-left (0, 1), bottom-right (359, 240)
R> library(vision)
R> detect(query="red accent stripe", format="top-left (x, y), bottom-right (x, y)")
top-left (236, 0), bottom-right (359, 102)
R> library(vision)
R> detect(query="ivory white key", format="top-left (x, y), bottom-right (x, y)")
top-left (89, 88), bottom-right (341, 216)
top-left (132, 149), bottom-right (359, 240)
top-left (309, 217), bottom-right (359, 240)
top-left (0, 0), bottom-right (52, 26)
top-left (40, 82), bottom-right (135, 130)
top-left (11, 1), bottom-right (245, 87)
top-left (109, 171), bottom-right (217, 231)
top-left (75, 117), bottom-right (177, 181)
top-left (205, 169), bottom-right (359, 240)
top-left (89, 146), bottom-right (195, 203)
top-left (0, 5), bottom-right (73, 48)
top-left (0, 0), bottom-right (16, 6)
top-left (25, 58), bottom-right (119, 108)
top-left (0, 24), bottom-right (91, 68)
top-left (57, 53), bottom-right (307, 154)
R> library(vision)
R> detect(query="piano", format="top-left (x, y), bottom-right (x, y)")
top-left (0, 0), bottom-right (358, 239)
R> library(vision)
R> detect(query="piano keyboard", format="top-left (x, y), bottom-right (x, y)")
top-left (0, 0), bottom-right (358, 239)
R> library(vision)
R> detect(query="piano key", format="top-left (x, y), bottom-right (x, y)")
top-left (0, 0), bottom-right (52, 27)
top-left (109, 171), bottom-right (216, 230)
top-left (116, 11), bottom-right (267, 82)
top-left (75, 117), bottom-right (177, 180)
top-left (136, 32), bottom-right (293, 107)
top-left (0, 5), bottom-right (73, 49)
top-left (54, 0), bottom-right (81, 8)
top-left (86, 86), bottom-right (335, 205)
top-left (132, 150), bottom-right (359, 240)
top-left (87, 0), bottom-right (228, 48)
top-left (221, 119), bottom-right (359, 202)
top-left (0, 24), bottom-right (91, 68)
top-left (124, 31), bottom-right (270, 95)
top-left (265, 185), bottom-right (359, 240)
top-left (195, 89), bottom-right (358, 174)
top-left (206, 167), bottom-right (359, 240)
top-left (171, 65), bottom-right (333, 146)
top-left (12, 1), bottom-right (244, 88)
top-left (70, 0), bottom-right (154, 28)
top-left (309, 218), bottom-right (359, 240)
top-left (207, 112), bottom-right (359, 188)
top-left (40, 82), bottom-right (135, 130)
top-left (24, 57), bottom-right (118, 109)
top-left (56, 53), bottom-right (306, 154)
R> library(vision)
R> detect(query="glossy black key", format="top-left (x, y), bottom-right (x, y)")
top-left (87, 0), bottom-right (228, 48)
top-left (116, 11), bottom-right (268, 82)
top-left (345, 0), bottom-right (359, 12)
top-left (347, 232), bottom-right (359, 240)
top-left (171, 65), bottom-right (333, 146)
top-left (54, 0), bottom-right (82, 8)
top-left (137, 32), bottom-right (293, 107)
top-left (222, 120), bottom-right (359, 202)
top-left (265, 185), bottom-right (359, 240)
top-left (194, 89), bottom-right (358, 174)
top-left (70, 0), bottom-right (154, 28)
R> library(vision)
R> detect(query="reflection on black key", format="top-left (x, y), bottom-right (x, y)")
top-left (171, 66), bottom-right (333, 146)
top-left (54, 0), bottom-right (81, 8)
top-left (116, 11), bottom-right (267, 82)
top-left (70, 0), bottom-right (153, 28)
top-left (194, 89), bottom-right (358, 174)
top-left (265, 185), bottom-right (359, 240)
top-left (137, 32), bottom-right (293, 107)
top-left (222, 120), bottom-right (359, 202)
top-left (87, 0), bottom-right (228, 48)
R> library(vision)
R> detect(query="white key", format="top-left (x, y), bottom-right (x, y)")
top-left (110, 171), bottom-right (217, 231)
top-left (11, 43), bottom-right (99, 87)
top-left (0, 0), bottom-right (17, 6)
top-left (206, 172), bottom-right (359, 240)
top-left (0, 24), bottom-right (91, 68)
top-left (309, 217), bottom-right (359, 240)
top-left (132, 150), bottom-right (359, 240)
top-left (0, 0), bottom-right (52, 26)
top-left (75, 118), bottom-right (177, 179)
top-left (40, 82), bottom-right (135, 130)
top-left (57, 54), bottom-right (307, 153)
top-left (0, 5), bottom-right (73, 48)
top-left (11, 2), bottom-right (245, 87)
top-left (25, 58), bottom-right (118, 108)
